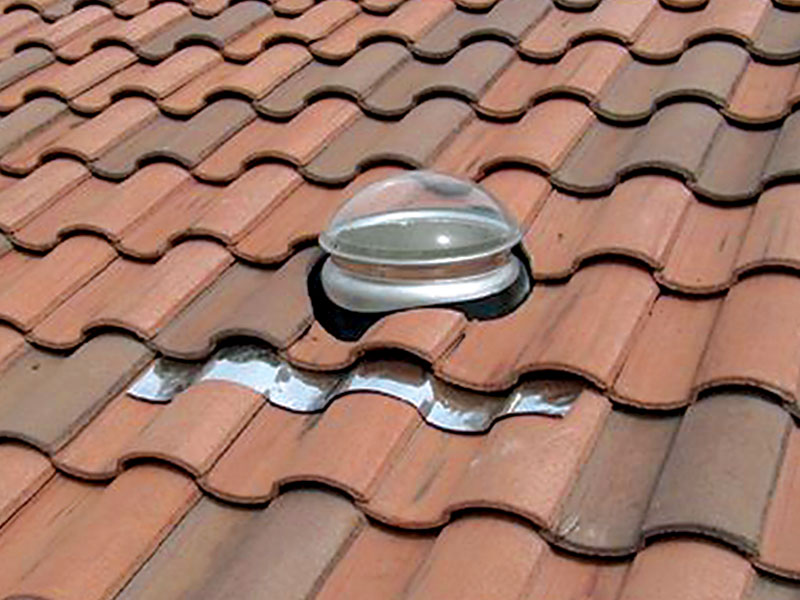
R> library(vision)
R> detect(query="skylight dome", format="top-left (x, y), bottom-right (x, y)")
top-left (319, 170), bottom-right (529, 314)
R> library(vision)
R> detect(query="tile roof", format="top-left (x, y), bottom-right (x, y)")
top-left (2, 0), bottom-right (800, 598)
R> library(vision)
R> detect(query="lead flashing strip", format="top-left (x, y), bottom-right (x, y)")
top-left (126, 344), bottom-right (580, 433)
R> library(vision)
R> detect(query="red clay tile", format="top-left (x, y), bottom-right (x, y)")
top-left (159, 43), bottom-right (311, 116)
top-left (520, 0), bottom-right (657, 59)
top-left (406, 515), bottom-right (548, 600)
top-left (0, 465), bottom-right (199, 600)
top-left (153, 248), bottom-right (318, 357)
top-left (695, 274), bottom-right (800, 403)
top-left (0, 159), bottom-right (88, 232)
top-left (0, 334), bottom-right (152, 453)
top-left (287, 308), bottom-right (465, 371)
top-left (257, 41), bottom-right (409, 118)
top-left (726, 62), bottom-right (800, 125)
top-left (478, 169), bottom-right (550, 230)
top-left (0, 97), bottom-right (67, 156)
top-left (478, 41), bottom-right (627, 119)
top-left (521, 545), bottom-right (629, 600)
top-left (0, 109), bottom-right (86, 174)
top-left (632, 0), bottom-right (770, 60)
top-left (760, 426), bottom-right (800, 577)
top-left (657, 201), bottom-right (753, 293)
top-left (202, 393), bottom-right (420, 503)
top-left (305, 98), bottom-right (473, 184)
top-left (0, 442), bottom-right (54, 527)
top-left (0, 46), bottom-right (136, 111)
top-left (644, 391), bottom-right (790, 554)
top-left (735, 184), bottom-right (800, 276)
top-left (13, 163), bottom-right (190, 252)
top-left (0, 236), bottom-right (115, 331)
top-left (413, 0), bottom-right (549, 60)
top-left (54, 391), bottom-right (161, 479)
top-left (116, 489), bottom-right (364, 600)
top-left (35, 5), bottom-right (114, 49)
top-left (310, 0), bottom-right (452, 61)
top-left (235, 165), bottom-right (404, 264)
top-left (365, 390), bottom-right (609, 528)
top-left (0, 324), bottom-right (25, 369)
top-left (92, 99), bottom-right (256, 180)
top-left (618, 539), bottom-right (754, 600)
top-left (613, 295), bottom-right (722, 409)
top-left (523, 176), bottom-right (690, 279)
top-left (31, 240), bottom-right (232, 349)
top-left (71, 46), bottom-right (222, 113)
top-left (222, 0), bottom-right (360, 61)
top-left (315, 525), bottom-right (433, 600)
top-left (122, 379), bottom-right (262, 476)
top-left (437, 262), bottom-right (657, 391)
top-left (554, 410), bottom-right (679, 554)
top-left (434, 99), bottom-right (593, 179)
top-left (195, 98), bottom-right (360, 182)
top-left (363, 40), bottom-right (514, 117)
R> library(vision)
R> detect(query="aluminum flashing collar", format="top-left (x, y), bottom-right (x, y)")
top-left (127, 345), bottom-right (580, 433)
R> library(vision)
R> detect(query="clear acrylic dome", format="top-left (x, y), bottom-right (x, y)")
top-left (319, 171), bottom-right (522, 267)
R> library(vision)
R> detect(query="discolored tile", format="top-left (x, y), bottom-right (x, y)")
top-left (154, 248), bottom-right (318, 358)
top-left (364, 40), bottom-right (514, 117)
top-left (222, 0), bottom-right (359, 61)
top-left (116, 490), bottom-right (364, 600)
top-left (753, 4), bottom-right (800, 61)
top-left (643, 391), bottom-right (790, 554)
top-left (304, 98), bottom-right (473, 185)
top-left (31, 240), bottom-right (232, 349)
top-left (310, 0), bottom-right (452, 61)
top-left (0, 334), bottom-right (152, 453)
top-left (92, 99), bottom-right (256, 180)
top-left (0, 465), bottom-right (199, 600)
top-left (555, 411), bottom-right (679, 554)
top-left (257, 42), bottom-right (409, 118)
top-left (413, 0), bottom-right (549, 60)
top-left (195, 98), bottom-right (360, 182)
top-left (520, 0), bottom-right (657, 59)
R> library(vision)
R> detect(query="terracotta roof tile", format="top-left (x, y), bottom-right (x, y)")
top-left (0, 334), bottom-right (152, 452)
top-left (30, 240), bottom-right (232, 349)
top-left (158, 43), bottom-right (311, 116)
top-left (412, 0), bottom-right (549, 60)
top-left (643, 391), bottom-right (790, 554)
top-left (196, 97), bottom-right (360, 182)
top-left (153, 247), bottom-right (317, 357)
top-left (519, 0), bottom-right (657, 59)
top-left (0, 465), bottom-right (198, 600)
top-left (437, 262), bottom-right (657, 390)
top-left (0, 442), bottom-right (54, 527)
top-left (221, 0), bottom-right (360, 62)
top-left (287, 308), bottom-right (465, 370)
top-left (309, 0), bottom-right (452, 61)
top-left (696, 274), bottom-right (800, 406)
top-left (116, 489), bottom-right (363, 600)
top-left (92, 98), bottom-right (256, 180)
top-left (3, 0), bottom-right (800, 595)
